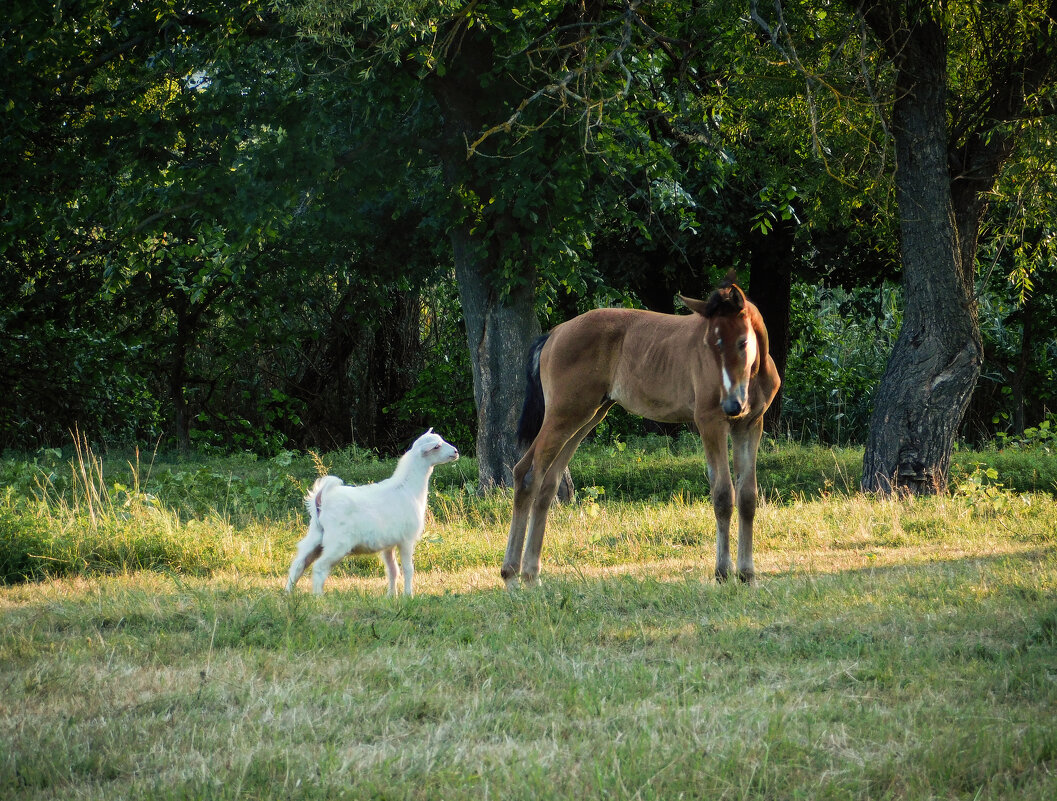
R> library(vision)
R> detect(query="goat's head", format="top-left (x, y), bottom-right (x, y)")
top-left (412, 429), bottom-right (460, 465)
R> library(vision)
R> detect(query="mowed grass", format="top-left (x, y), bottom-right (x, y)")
top-left (2, 439), bottom-right (1057, 800)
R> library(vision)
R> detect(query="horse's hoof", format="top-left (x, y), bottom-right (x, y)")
top-left (504, 576), bottom-right (521, 592)
top-left (521, 573), bottom-right (541, 589)
top-left (715, 567), bottom-right (731, 583)
top-left (737, 570), bottom-right (756, 586)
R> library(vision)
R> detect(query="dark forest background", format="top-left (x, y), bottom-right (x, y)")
top-left (3, 1), bottom-right (1055, 476)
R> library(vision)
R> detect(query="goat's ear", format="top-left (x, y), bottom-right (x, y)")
top-left (425, 427), bottom-right (433, 435)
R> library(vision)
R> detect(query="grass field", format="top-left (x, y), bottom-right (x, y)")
top-left (2, 438), bottom-right (1056, 799)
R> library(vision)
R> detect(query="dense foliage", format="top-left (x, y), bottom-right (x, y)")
top-left (2, 1), bottom-right (1055, 456)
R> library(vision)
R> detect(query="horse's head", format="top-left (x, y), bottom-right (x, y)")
top-left (680, 275), bottom-right (759, 419)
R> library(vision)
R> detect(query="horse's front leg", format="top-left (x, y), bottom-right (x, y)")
top-left (699, 419), bottom-right (734, 582)
top-left (731, 417), bottom-right (764, 584)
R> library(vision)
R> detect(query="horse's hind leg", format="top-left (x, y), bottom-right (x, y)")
top-left (503, 427), bottom-right (571, 589)
top-left (732, 417), bottom-right (764, 584)
top-left (503, 441), bottom-right (540, 589)
top-left (699, 419), bottom-right (735, 582)
top-left (521, 404), bottom-right (613, 586)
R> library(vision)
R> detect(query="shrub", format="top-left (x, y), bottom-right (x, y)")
top-left (781, 282), bottom-right (900, 444)
top-left (0, 504), bottom-right (51, 584)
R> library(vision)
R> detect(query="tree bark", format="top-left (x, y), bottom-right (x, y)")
top-left (429, 27), bottom-right (543, 491)
top-left (451, 227), bottom-right (541, 489)
top-left (855, 0), bottom-right (1057, 491)
top-left (859, 10), bottom-right (982, 494)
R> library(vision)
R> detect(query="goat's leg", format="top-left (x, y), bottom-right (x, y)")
top-left (732, 417), bottom-right (764, 584)
top-left (310, 545), bottom-right (346, 595)
top-left (381, 548), bottom-right (399, 596)
top-left (398, 543), bottom-right (415, 597)
top-left (286, 526), bottom-right (324, 593)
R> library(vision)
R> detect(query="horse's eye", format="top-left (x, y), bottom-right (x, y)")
top-left (738, 338), bottom-right (748, 351)
top-left (715, 338), bottom-right (723, 348)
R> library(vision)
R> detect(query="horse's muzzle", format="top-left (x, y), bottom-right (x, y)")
top-left (721, 398), bottom-right (747, 417)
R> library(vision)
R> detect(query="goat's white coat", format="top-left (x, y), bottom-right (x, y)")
top-left (285, 430), bottom-right (459, 596)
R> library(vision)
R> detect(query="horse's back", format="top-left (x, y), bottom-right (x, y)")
top-left (543, 307), bottom-right (679, 375)
top-left (542, 306), bottom-right (702, 423)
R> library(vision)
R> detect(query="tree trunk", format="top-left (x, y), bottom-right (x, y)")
top-left (429, 26), bottom-right (544, 491)
top-left (860, 13), bottom-right (982, 494)
top-left (295, 284), bottom-right (360, 450)
top-left (1011, 294), bottom-right (1036, 436)
top-left (748, 218), bottom-right (794, 433)
top-left (169, 294), bottom-right (198, 454)
top-left (294, 285), bottom-right (421, 453)
top-left (360, 289), bottom-right (422, 453)
top-left (451, 225), bottom-right (541, 490)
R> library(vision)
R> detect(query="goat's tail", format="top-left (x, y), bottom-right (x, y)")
top-left (516, 334), bottom-right (550, 452)
top-left (305, 475), bottom-right (343, 528)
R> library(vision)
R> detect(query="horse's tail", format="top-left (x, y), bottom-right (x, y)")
top-left (517, 334), bottom-right (550, 451)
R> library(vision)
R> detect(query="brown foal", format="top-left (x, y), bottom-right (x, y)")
top-left (503, 273), bottom-right (781, 588)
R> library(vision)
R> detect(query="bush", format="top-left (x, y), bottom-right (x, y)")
top-left (0, 505), bottom-right (51, 584)
top-left (781, 282), bottom-right (900, 444)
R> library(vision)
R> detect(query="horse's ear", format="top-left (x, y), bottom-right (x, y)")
top-left (699, 283), bottom-right (746, 317)
top-left (679, 295), bottom-right (710, 316)
top-left (425, 427), bottom-right (433, 435)
top-left (718, 269), bottom-right (739, 289)
top-left (727, 282), bottom-right (747, 310)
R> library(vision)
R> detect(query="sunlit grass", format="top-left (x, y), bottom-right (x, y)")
top-left (2, 439), bottom-right (1056, 799)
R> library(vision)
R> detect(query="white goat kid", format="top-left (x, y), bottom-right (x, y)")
top-left (285, 429), bottom-right (459, 596)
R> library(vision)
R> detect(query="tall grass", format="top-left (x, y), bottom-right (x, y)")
top-left (3, 435), bottom-right (1057, 584)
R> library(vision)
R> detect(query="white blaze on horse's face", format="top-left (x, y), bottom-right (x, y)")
top-left (709, 313), bottom-right (757, 418)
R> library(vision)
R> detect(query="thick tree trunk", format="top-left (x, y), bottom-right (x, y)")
top-left (860, 15), bottom-right (982, 494)
top-left (451, 226), bottom-right (541, 490)
top-left (854, 0), bottom-right (1057, 491)
top-left (429, 26), bottom-right (545, 491)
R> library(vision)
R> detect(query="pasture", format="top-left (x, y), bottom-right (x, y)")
top-left (2, 438), bottom-right (1056, 799)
